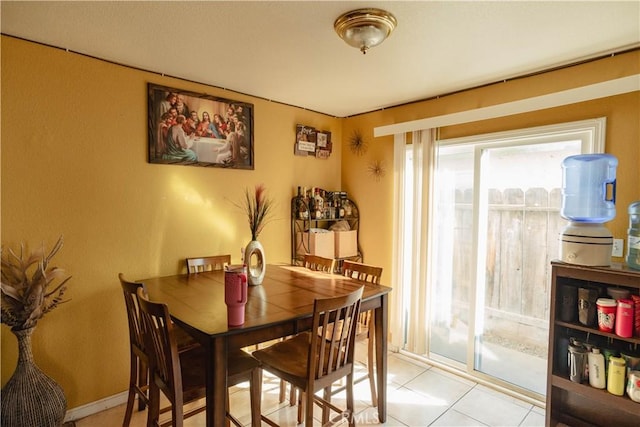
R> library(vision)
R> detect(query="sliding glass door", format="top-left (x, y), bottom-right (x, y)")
top-left (397, 120), bottom-right (604, 397)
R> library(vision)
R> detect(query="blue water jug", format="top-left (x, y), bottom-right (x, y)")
top-left (561, 154), bottom-right (617, 223)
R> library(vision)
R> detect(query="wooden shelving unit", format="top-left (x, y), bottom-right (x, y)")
top-left (546, 261), bottom-right (640, 427)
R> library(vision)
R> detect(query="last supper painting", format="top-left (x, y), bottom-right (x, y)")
top-left (148, 83), bottom-right (254, 169)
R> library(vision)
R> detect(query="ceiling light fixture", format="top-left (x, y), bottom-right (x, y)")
top-left (334, 8), bottom-right (397, 55)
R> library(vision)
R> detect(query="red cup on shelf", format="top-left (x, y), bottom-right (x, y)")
top-left (596, 298), bottom-right (617, 332)
top-left (615, 298), bottom-right (634, 338)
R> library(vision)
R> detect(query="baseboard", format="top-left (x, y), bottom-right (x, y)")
top-left (64, 391), bottom-right (129, 422)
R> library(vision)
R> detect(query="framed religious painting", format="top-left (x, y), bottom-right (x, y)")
top-left (148, 83), bottom-right (254, 169)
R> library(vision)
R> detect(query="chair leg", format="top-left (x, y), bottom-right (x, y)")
top-left (125, 354), bottom-right (137, 424)
top-left (225, 390), bottom-right (231, 427)
top-left (250, 368), bottom-right (262, 427)
top-left (138, 359), bottom-right (148, 411)
top-left (367, 320), bottom-right (377, 407)
top-left (289, 383), bottom-right (296, 406)
top-left (146, 383), bottom-right (160, 427)
top-left (297, 391), bottom-right (303, 424)
top-left (304, 389), bottom-right (314, 427)
top-left (346, 373), bottom-right (355, 427)
top-left (123, 360), bottom-right (137, 426)
top-left (322, 387), bottom-right (331, 426)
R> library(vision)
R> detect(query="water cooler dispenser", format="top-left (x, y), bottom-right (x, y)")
top-left (560, 154), bottom-right (618, 266)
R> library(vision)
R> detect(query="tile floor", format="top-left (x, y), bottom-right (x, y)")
top-left (73, 341), bottom-right (546, 426)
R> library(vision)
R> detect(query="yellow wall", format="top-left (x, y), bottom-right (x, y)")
top-left (0, 36), bottom-right (342, 408)
top-left (2, 35), bottom-right (639, 413)
top-left (343, 51), bottom-right (639, 281)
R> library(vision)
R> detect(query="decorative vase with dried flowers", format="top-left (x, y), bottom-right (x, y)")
top-left (1, 236), bottom-right (71, 427)
top-left (236, 185), bottom-right (275, 286)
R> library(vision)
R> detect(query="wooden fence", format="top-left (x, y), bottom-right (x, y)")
top-left (451, 187), bottom-right (565, 343)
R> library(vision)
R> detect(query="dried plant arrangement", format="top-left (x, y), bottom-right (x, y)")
top-left (235, 184), bottom-right (275, 241)
top-left (1, 236), bottom-right (71, 331)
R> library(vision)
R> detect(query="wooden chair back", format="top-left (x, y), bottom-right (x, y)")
top-left (120, 274), bottom-right (148, 364)
top-left (342, 260), bottom-right (383, 284)
top-left (309, 286), bottom-right (363, 386)
top-left (119, 274), bottom-right (150, 425)
top-left (303, 254), bottom-right (334, 273)
top-left (186, 254), bottom-right (231, 273)
top-left (136, 287), bottom-right (183, 405)
top-left (135, 289), bottom-right (260, 427)
top-left (341, 261), bottom-right (383, 407)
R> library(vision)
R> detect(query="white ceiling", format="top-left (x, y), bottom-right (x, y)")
top-left (2, 1), bottom-right (639, 117)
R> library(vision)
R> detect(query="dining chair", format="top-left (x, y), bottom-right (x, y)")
top-left (119, 274), bottom-right (151, 427)
top-left (341, 260), bottom-right (383, 407)
top-left (252, 286), bottom-right (363, 427)
top-left (119, 274), bottom-right (201, 427)
top-left (278, 253), bottom-right (335, 407)
top-left (303, 254), bottom-right (335, 273)
top-left (136, 287), bottom-right (262, 427)
top-left (186, 254), bottom-right (231, 273)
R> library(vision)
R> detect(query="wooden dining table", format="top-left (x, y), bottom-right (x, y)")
top-left (141, 263), bottom-right (392, 426)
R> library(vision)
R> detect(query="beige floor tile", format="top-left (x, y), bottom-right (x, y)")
top-left (72, 349), bottom-right (539, 427)
top-left (452, 387), bottom-right (530, 427)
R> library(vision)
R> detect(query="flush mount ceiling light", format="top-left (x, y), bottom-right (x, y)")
top-left (334, 8), bottom-right (397, 54)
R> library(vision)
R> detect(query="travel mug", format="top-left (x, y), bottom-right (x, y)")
top-left (614, 298), bottom-right (634, 338)
top-left (559, 285), bottom-right (577, 322)
top-left (224, 267), bottom-right (248, 326)
top-left (607, 356), bottom-right (626, 396)
top-left (555, 336), bottom-right (570, 376)
top-left (596, 298), bottom-right (617, 332)
top-left (606, 287), bottom-right (630, 300)
top-left (627, 370), bottom-right (640, 403)
top-left (578, 287), bottom-right (598, 326)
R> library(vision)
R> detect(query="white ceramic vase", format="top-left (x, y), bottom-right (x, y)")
top-left (244, 240), bottom-right (265, 286)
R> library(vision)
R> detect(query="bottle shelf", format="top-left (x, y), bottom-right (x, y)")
top-left (291, 190), bottom-right (362, 268)
top-left (550, 375), bottom-right (639, 415)
top-left (554, 320), bottom-right (640, 345)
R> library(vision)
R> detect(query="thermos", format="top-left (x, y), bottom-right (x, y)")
top-left (607, 356), bottom-right (626, 396)
top-left (627, 370), bottom-right (640, 403)
top-left (559, 285), bottom-right (577, 322)
top-left (577, 287), bottom-right (598, 326)
top-left (224, 265), bottom-right (248, 326)
top-left (587, 348), bottom-right (606, 389)
top-left (614, 298), bottom-right (634, 338)
top-left (627, 201), bottom-right (640, 270)
top-left (596, 298), bottom-right (617, 333)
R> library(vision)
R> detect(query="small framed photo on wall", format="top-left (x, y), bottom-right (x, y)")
top-left (294, 125), bottom-right (332, 159)
top-left (315, 131), bottom-right (332, 159)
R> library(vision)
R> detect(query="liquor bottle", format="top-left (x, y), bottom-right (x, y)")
top-left (344, 199), bottom-right (352, 217)
top-left (300, 193), bottom-right (309, 220)
top-left (314, 188), bottom-right (323, 219)
top-left (309, 187), bottom-right (316, 220)
top-left (335, 195), bottom-right (343, 218)
top-left (323, 191), bottom-right (330, 219)
top-left (295, 186), bottom-right (308, 220)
